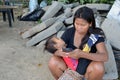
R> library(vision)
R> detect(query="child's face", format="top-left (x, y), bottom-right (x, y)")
top-left (52, 37), bottom-right (66, 49)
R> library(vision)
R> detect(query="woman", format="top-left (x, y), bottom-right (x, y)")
top-left (48, 6), bottom-right (108, 80)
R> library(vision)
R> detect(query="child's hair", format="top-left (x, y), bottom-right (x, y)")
top-left (44, 37), bottom-right (57, 54)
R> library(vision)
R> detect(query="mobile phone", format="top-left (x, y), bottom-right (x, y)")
top-left (62, 48), bottom-right (73, 52)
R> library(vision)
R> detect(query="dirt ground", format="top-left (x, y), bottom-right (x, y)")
top-left (0, 15), bottom-right (54, 80)
top-left (0, 7), bottom-right (119, 80)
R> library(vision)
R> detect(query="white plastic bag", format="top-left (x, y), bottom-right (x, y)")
top-left (29, 0), bottom-right (38, 12)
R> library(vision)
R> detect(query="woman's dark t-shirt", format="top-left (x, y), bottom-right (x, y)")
top-left (61, 27), bottom-right (105, 75)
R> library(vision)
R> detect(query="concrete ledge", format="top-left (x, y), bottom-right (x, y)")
top-left (103, 41), bottom-right (118, 80)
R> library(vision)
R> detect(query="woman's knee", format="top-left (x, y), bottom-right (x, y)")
top-left (85, 62), bottom-right (105, 80)
top-left (87, 61), bottom-right (105, 74)
top-left (94, 62), bottom-right (105, 73)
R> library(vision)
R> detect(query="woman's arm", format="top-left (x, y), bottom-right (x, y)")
top-left (67, 42), bottom-right (108, 62)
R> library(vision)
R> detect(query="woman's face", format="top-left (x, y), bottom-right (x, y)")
top-left (74, 18), bottom-right (91, 34)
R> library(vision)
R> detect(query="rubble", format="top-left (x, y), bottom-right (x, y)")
top-left (26, 21), bottom-right (64, 47)
top-left (20, 1), bottom-right (120, 79)
top-left (72, 3), bottom-right (111, 14)
top-left (21, 18), bottom-right (56, 39)
top-left (64, 16), bottom-right (73, 25)
top-left (22, 1), bottom-right (109, 47)
top-left (41, 1), bottom-right (63, 21)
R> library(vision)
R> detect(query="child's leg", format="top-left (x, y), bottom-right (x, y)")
top-left (48, 55), bottom-right (67, 79)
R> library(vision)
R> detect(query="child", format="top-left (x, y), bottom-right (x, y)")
top-left (44, 36), bottom-right (78, 71)
top-left (44, 36), bottom-right (93, 75)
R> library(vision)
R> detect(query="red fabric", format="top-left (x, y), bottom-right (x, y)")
top-left (63, 57), bottom-right (78, 70)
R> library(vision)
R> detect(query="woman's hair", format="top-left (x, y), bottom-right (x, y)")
top-left (73, 6), bottom-right (96, 29)
top-left (44, 37), bottom-right (57, 54)
top-left (73, 6), bottom-right (105, 49)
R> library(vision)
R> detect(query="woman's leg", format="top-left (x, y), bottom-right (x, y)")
top-left (48, 55), bottom-right (67, 80)
top-left (85, 61), bottom-right (105, 80)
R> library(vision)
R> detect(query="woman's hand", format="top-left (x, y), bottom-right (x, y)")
top-left (66, 49), bottom-right (82, 59)
top-left (54, 50), bottom-right (68, 57)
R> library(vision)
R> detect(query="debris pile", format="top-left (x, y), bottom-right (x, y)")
top-left (21, 1), bottom-right (111, 47)
top-left (21, 0), bottom-right (120, 79)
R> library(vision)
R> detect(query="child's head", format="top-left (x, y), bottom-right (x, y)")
top-left (44, 36), bottom-right (66, 53)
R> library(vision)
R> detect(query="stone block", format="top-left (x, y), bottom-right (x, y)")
top-left (101, 18), bottom-right (120, 50)
top-left (86, 3), bottom-right (111, 11)
top-left (72, 5), bottom-right (86, 14)
top-left (64, 16), bottom-right (73, 25)
top-left (56, 8), bottom-right (72, 22)
top-left (41, 1), bottom-right (62, 21)
top-left (64, 8), bottom-right (72, 18)
top-left (103, 41), bottom-right (118, 80)
top-left (62, 2), bottom-right (79, 9)
top-left (57, 26), bottom-right (66, 38)
top-left (107, 0), bottom-right (120, 22)
top-left (56, 14), bottom-right (67, 22)
top-left (26, 21), bottom-right (64, 47)
top-left (21, 18), bottom-right (56, 39)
